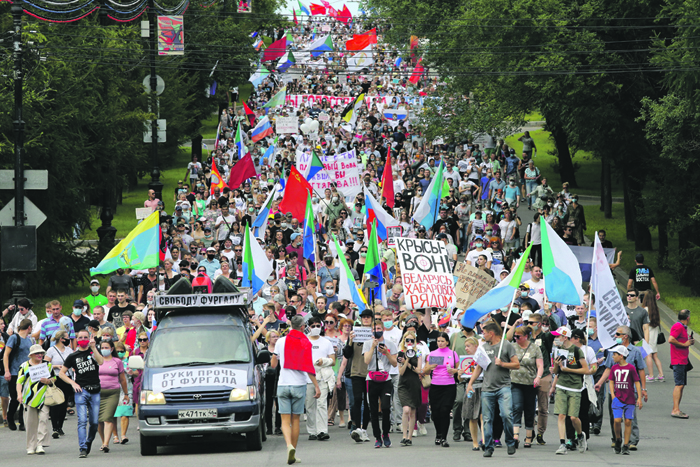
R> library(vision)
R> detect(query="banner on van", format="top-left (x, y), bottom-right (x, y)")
top-left (152, 367), bottom-right (248, 391)
top-left (155, 293), bottom-right (251, 309)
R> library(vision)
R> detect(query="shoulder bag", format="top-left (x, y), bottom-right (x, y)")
top-left (368, 345), bottom-right (389, 382)
top-left (657, 332), bottom-right (666, 345)
top-left (44, 383), bottom-right (65, 407)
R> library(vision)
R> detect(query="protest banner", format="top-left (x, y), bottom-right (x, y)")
top-left (319, 112), bottom-right (330, 122)
top-left (453, 262), bottom-right (497, 310)
top-left (296, 148), bottom-right (362, 200)
top-left (284, 94), bottom-right (424, 109)
top-left (275, 116), bottom-right (298, 134)
top-left (395, 238), bottom-right (456, 310)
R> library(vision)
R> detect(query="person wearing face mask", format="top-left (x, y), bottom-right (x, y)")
top-left (397, 331), bottom-right (423, 446)
top-left (380, 309), bottom-right (403, 432)
top-left (16, 344), bottom-right (56, 455)
top-left (59, 329), bottom-right (105, 458)
top-left (45, 330), bottom-right (74, 439)
top-left (548, 326), bottom-right (589, 455)
top-left (465, 235), bottom-right (492, 268)
top-left (322, 283), bottom-right (339, 308)
top-left (594, 326), bottom-right (647, 450)
top-left (304, 317), bottom-right (336, 441)
top-left (85, 280), bottom-right (108, 314)
top-left (504, 177), bottom-right (520, 208)
top-left (199, 247), bottom-right (221, 281)
top-left (317, 254), bottom-right (339, 292)
top-left (96, 340), bottom-right (128, 453)
top-left (136, 267), bottom-right (158, 305)
top-left (3, 298), bottom-right (38, 336)
top-left (112, 342), bottom-right (132, 445)
top-left (105, 268), bottom-right (135, 300)
top-left (40, 300), bottom-right (77, 350)
top-left (585, 317), bottom-right (606, 434)
top-left (449, 324), bottom-right (477, 443)
top-left (69, 299), bottom-right (92, 335)
top-left (363, 320), bottom-right (399, 448)
top-left (325, 194), bottom-right (346, 229)
top-left (563, 194), bottom-right (586, 245)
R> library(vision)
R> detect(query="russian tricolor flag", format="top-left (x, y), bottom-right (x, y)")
top-left (383, 108), bottom-right (408, 121)
top-left (363, 187), bottom-right (400, 242)
top-left (251, 116), bottom-right (274, 143)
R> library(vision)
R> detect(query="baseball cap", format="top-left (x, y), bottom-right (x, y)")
top-left (290, 233), bottom-right (300, 240)
top-left (520, 283), bottom-right (530, 290)
top-left (73, 299), bottom-right (84, 308)
top-left (612, 345), bottom-right (629, 357)
top-left (360, 309), bottom-right (373, 317)
top-left (88, 319), bottom-right (100, 329)
top-left (436, 233), bottom-right (448, 240)
top-left (571, 328), bottom-right (587, 340)
top-left (551, 326), bottom-right (572, 338)
top-left (90, 279), bottom-right (100, 285)
top-left (521, 310), bottom-right (533, 322)
top-left (206, 247), bottom-right (216, 253)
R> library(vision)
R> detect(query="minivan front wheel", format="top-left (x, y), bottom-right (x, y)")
top-left (246, 421), bottom-right (263, 451)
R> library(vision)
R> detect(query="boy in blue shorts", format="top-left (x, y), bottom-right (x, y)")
top-left (608, 345), bottom-right (643, 455)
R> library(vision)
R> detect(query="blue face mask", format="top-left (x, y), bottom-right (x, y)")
top-left (383, 320), bottom-right (393, 329)
top-left (615, 337), bottom-right (623, 345)
top-left (587, 328), bottom-right (594, 336)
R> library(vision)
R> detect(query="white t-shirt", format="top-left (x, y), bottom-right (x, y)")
top-left (466, 248), bottom-right (492, 265)
top-left (215, 214), bottom-right (236, 241)
top-left (275, 335), bottom-right (312, 386)
top-left (526, 222), bottom-right (541, 245)
top-left (383, 327), bottom-right (403, 375)
top-left (310, 336), bottom-right (335, 363)
top-left (524, 279), bottom-right (545, 308)
top-left (499, 219), bottom-right (517, 242)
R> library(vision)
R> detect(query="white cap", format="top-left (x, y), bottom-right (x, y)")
top-left (611, 345), bottom-right (629, 357)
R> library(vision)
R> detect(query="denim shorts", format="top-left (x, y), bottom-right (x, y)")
top-left (0, 377), bottom-right (9, 398)
top-left (277, 385), bottom-right (306, 415)
top-left (672, 364), bottom-right (688, 386)
top-left (611, 397), bottom-right (635, 419)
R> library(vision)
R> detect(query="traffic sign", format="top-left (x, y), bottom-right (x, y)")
top-left (143, 74), bottom-right (165, 95)
top-left (0, 170), bottom-right (48, 190)
top-left (0, 196), bottom-right (47, 227)
top-left (143, 119), bottom-right (167, 143)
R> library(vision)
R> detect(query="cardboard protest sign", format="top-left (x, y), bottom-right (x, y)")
top-left (296, 148), bottom-right (362, 200)
top-left (275, 116), bottom-right (298, 134)
top-left (395, 238), bottom-right (456, 309)
top-left (453, 262), bottom-right (497, 310)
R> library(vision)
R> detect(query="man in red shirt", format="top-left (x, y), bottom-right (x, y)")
top-left (669, 309), bottom-right (694, 419)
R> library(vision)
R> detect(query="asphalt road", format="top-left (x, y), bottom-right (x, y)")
top-left (1, 340), bottom-right (697, 466)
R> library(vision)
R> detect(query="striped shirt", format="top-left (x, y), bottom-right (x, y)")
top-left (17, 361), bottom-right (54, 408)
top-left (40, 316), bottom-right (76, 346)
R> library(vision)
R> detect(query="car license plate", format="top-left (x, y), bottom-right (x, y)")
top-left (178, 409), bottom-right (218, 420)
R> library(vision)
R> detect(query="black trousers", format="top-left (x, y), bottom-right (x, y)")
top-left (50, 377), bottom-right (72, 431)
top-left (264, 375), bottom-right (281, 431)
top-left (7, 375), bottom-right (24, 427)
top-left (368, 380), bottom-right (393, 440)
top-left (351, 376), bottom-right (370, 430)
top-left (429, 384), bottom-right (457, 439)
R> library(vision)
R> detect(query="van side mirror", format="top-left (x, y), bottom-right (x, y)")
top-left (256, 349), bottom-right (271, 365)
top-left (129, 355), bottom-right (145, 370)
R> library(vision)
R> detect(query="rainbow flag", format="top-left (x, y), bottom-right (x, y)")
top-left (90, 211), bottom-right (161, 275)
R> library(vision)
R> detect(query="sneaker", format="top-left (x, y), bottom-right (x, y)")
top-left (463, 431), bottom-right (472, 442)
top-left (483, 449), bottom-right (494, 457)
top-left (361, 430), bottom-right (371, 442)
top-left (404, 439), bottom-right (412, 446)
top-left (413, 429), bottom-right (419, 437)
top-left (58, 428), bottom-right (65, 436)
top-left (27, 449), bottom-right (36, 455)
top-left (351, 429), bottom-right (362, 443)
top-left (275, 428), bottom-right (283, 436)
top-left (593, 427), bottom-right (601, 435)
top-left (494, 439), bottom-right (502, 448)
top-left (287, 445), bottom-right (296, 465)
top-left (614, 439), bottom-right (622, 454)
top-left (556, 443), bottom-right (568, 455)
top-left (318, 433), bottom-right (330, 441)
top-left (339, 422), bottom-right (346, 428)
top-left (36, 446), bottom-right (45, 455)
top-left (375, 439), bottom-right (382, 448)
top-left (536, 434), bottom-right (546, 445)
top-left (629, 444), bottom-right (637, 451)
top-left (622, 444), bottom-right (630, 455)
top-left (308, 434), bottom-right (318, 440)
top-left (400, 438), bottom-right (407, 446)
top-left (578, 435), bottom-right (587, 453)
top-left (419, 423), bottom-right (427, 436)
top-left (657, 376), bottom-right (665, 382)
top-left (566, 439), bottom-right (577, 451)
top-left (3, 419), bottom-right (7, 427)
top-left (18, 424), bottom-right (25, 432)
top-left (453, 431), bottom-right (462, 441)
top-left (79, 450), bottom-right (87, 459)
top-left (53, 430), bottom-right (60, 439)
top-left (383, 435), bottom-right (391, 447)
top-left (646, 375), bottom-right (654, 382)
top-left (507, 444), bottom-right (516, 455)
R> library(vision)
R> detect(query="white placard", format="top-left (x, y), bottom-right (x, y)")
top-left (155, 292), bottom-right (251, 309)
top-left (473, 344), bottom-right (490, 370)
top-left (275, 116), bottom-right (299, 134)
top-left (28, 363), bottom-right (51, 381)
top-left (152, 367), bottom-right (248, 392)
top-left (136, 207), bottom-right (155, 219)
top-left (296, 148), bottom-right (362, 200)
top-left (352, 327), bottom-right (373, 343)
top-left (395, 238), bottom-right (456, 310)
top-left (319, 113), bottom-right (330, 122)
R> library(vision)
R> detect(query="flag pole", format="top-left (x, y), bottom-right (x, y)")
top-left (498, 288), bottom-right (519, 359)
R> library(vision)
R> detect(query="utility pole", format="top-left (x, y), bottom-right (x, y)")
top-left (147, 0), bottom-right (164, 201)
top-left (11, 4), bottom-right (27, 299)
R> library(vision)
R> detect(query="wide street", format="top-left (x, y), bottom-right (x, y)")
top-left (1, 339), bottom-right (697, 466)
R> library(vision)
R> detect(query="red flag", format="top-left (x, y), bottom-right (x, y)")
top-left (320, 0), bottom-right (330, 6)
top-left (210, 158), bottom-right (226, 195)
top-left (279, 166), bottom-right (313, 222)
top-left (262, 36), bottom-right (287, 62)
top-left (364, 28), bottom-right (378, 44)
top-left (293, 8), bottom-right (298, 24)
top-left (337, 4), bottom-right (352, 23)
top-left (381, 153), bottom-right (394, 208)
top-left (309, 3), bottom-right (326, 14)
top-left (242, 102), bottom-right (256, 126)
top-left (346, 34), bottom-right (371, 51)
top-left (327, 5), bottom-right (337, 16)
top-left (409, 57), bottom-right (424, 84)
top-left (227, 153), bottom-right (257, 190)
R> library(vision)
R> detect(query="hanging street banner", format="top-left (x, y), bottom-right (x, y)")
top-left (396, 238), bottom-right (456, 310)
top-left (157, 16), bottom-right (184, 56)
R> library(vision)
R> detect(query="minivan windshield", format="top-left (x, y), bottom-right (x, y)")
top-left (147, 325), bottom-right (251, 368)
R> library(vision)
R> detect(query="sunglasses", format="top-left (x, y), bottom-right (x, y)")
top-left (325, 321), bottom-right (335, 325)
top-left (138, 338), bottom-right (149, 342)
top-left (405, 339), bottom-right (415, 343)
top-left (614, 332), bottom-right (624, 337)
top-left (234, 249), bottom-right (242, 252)
top-left (626, 294), bottom-right (637, 297)
top-left (310, 324), bottom-right (322, 329)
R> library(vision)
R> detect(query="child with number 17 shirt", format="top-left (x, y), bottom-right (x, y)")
top-left (608, 345), bottom-right (643, 456)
